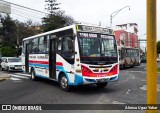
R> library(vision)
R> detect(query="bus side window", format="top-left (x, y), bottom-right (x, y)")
top-left (38, 36), bottom-right (48, 54)
top-left (62, 36), bottom-right (74, 57)
top-left (46, 35), bottom-right (49, 53)
top-left (57, 37), bottom-right (62, 54)
top-left (32, 38), bottom-right (39, 54)
top-left (58, 36), bottom-right (74, 64)
top-left (39, 36), bottom-right (45, 53)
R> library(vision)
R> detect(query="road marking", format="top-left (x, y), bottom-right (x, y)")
top-left (10, 74), bottom-right (30, 79)
top-left (13, 73), bottom-right (31, 77)
top-left (112, 101), bottom-right (126, 104)
top-left (127, 71), bottom-right (146, 73)
top-left (125, 89), bottom-right (131, 95)
top-left (10, 77), bottom-right (21, 81)
top-left (140, 84), bottom-right (160, 92)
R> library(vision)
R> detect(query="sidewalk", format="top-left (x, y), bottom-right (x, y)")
top-left (0, 72), bottom-right (10, 81)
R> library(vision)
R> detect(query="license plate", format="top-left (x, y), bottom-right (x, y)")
top-left (15, 67), bottom-right (21, 69)
top-left (97, 79), bottom-right (108, 83)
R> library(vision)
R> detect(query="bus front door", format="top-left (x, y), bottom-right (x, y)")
top-left (49, 38), bottom-right (57, 79)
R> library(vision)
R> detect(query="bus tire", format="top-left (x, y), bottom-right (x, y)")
top-left (122, 65), bottom-right (125, 70)
top-left (120, 65), bottom-right (122, 70)
top-left (131, 64), bottom-right (134, 68)
top-left (96, 82), bottom-right (108, 88)
top-left (31, 68), bottom-right (38, 81)
top-left (59, 74), bottom-right (70, 92)
top-left (122, 64), bottom-right (125, 70)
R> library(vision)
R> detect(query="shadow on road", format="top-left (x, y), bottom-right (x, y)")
top-left (36, 78), bottom-right (117, 94)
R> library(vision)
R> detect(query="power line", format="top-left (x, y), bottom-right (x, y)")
top-left (11, 6), bottom-right (44, 16)
top-left (12, 13), bottom-right (42, 22)
top-left (1, 0), bottom-right (49, 15)
top-left (12, 8), bottom-right (43, 19)
top-left (11, 5), bottom-right (46, 16)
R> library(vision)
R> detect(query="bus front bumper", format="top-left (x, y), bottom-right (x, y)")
top-left (72, 74), bottom-right (120, 86)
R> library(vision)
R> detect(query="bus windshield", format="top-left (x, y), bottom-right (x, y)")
top-left (78, 32), bottom-right (118, 65)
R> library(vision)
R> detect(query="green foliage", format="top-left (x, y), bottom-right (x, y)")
top-left (0, 15), bottom-right (42, 47)
top-left (43, 0), bottom-right (74, 32)
top-left (157, 41), bottom-right (160, 54)
top-left (157, 67), bottom-right (160, 73)
top-left (1, 46), bottom-right (17, 57)
top-left (45, 0), bottom-right (60, 14)
top-left (42, 11), bottom-right (74, 32)
top-left (0, 15), bottom-right (17, 46)
top-left (15, 20), bottom-right (42, 45)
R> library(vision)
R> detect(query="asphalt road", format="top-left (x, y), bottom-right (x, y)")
top-left (0, 63), bottom-right (160, 113)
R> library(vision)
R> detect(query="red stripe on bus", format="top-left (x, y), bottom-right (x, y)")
top-left (29, 60), bottom-right (63, 66)
top-left (56, 62), bottom-right (63, 66)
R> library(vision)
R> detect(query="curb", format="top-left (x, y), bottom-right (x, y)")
top-left (0, 75), bottom-right (11, 81)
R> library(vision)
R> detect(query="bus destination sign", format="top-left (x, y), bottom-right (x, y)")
top-left (77, 25), bottom-right (113, 34)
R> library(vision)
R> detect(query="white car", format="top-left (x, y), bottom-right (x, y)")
top-left (157, 57), bottom-right (160, 62)
top-left (0, 57), bottom-right (22, 72)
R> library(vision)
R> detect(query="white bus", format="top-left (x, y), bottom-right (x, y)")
top-left (22, 24), bottom-right (119, 91)
top-left (118, 46), bottom-right (140, 69)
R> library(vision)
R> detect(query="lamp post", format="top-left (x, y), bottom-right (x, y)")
top-left (110, 6), bottom-right (130, 28)
top-left (138, 33), bottom-right (146, 49)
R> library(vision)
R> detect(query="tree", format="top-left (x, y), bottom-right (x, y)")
top-left (45, 0), bottom-right (60, 15)
top-left (42, 11), bottom-right (74, 32)
top-left (0, 15), bottom-right (42, 56)
top-left (157, 40), bottom-right (160, 54)
top-left (15, 20), bottom-right (42, 46)
top-left (1, 46), bottom-right (17, 57)
top-left (0, 15), bottom-right (17, 46)
top-left (42, 0), bottom-right (75, 32)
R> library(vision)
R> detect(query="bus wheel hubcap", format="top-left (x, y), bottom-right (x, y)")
top-left (32, 71), bottom-right (34, 79)
top-left (61, 76), bottom-right (68, 88)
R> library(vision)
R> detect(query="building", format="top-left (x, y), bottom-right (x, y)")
top-left (114, 23), bottom-right (139, 48)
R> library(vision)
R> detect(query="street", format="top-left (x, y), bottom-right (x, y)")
top-left (0, 63), bottom-right (160, 113)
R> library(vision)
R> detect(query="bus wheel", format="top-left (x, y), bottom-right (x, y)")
top-left (31, 68), bottom-right (38, 81)
top-left (59, 74), bottom-right (70, 92)
top-left (96, 82), bottom-right (108, 88)
top-left (121, 64), bottom-right (125, 70)
top-left (122, 64), bottom-right (125, 70)
top-left (131, 64), bottom-right (134, 68)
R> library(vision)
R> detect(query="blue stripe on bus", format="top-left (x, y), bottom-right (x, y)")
top-left (28, 63), bottom-right (85, 86)
top-left (35, 74), bottom-right (49, 79)
top-left (74, 74), bottom-right (84, 85)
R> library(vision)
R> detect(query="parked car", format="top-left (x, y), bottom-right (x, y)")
top-left (157, 57), bottom-right (160, 62)
top-left (0, 57), bottom-right (22, 72)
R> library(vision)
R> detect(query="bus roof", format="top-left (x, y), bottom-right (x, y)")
top-left (23, 24), bottom-right (114, 41)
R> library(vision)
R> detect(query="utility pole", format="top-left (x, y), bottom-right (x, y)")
top-left (146, 0), bottom-right (157, 113)
top-left (110, 6), bottom-right (130, 28)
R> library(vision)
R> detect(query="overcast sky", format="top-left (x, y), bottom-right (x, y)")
top-left (5, 0), bottom-right (160, 42)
